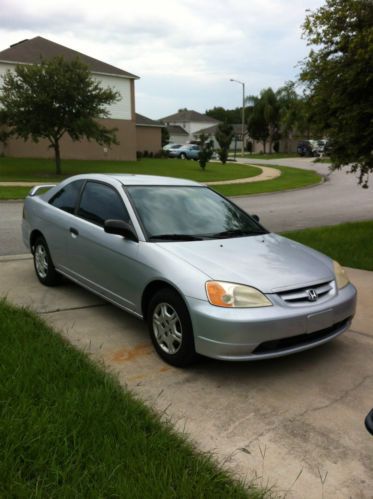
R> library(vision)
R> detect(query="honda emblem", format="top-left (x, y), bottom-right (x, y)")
top-left (307, 289), bottom-right (318, 302)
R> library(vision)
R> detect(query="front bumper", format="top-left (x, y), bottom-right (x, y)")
top-left (186, 283), bottom-right (357, 360)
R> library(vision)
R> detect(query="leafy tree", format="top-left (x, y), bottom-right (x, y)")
top-left (276, 82), bottom-right (300, 150)
top-left (246, 97), bottom-right (269, 152)
top-left (246, 88), bottom-right (280, 153)
top-left (0, 117), bottom-right (10, 153)
top-left (276, 81), bottom-right (313, 150)
top-left (205, 106), bottom-right (241, 124)
top-left (259, 88), bottom-right (280, 153)
top-left (161, 126), bottom-right (170, 147)
top-left (300, 0), bottom-right (373, 186)
top-left (0, 57), bottom-right (120, 174)
top-left (198, 133), bottom-right (213, 170)
top-left (215, 122), bottom-right (234, 164)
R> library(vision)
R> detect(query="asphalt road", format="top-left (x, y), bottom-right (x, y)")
top-left (0, 158), bottom-right (372, 256)
top-left (235, 157), bottom-right (373, 232)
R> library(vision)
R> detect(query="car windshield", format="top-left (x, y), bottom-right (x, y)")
top-left (126, 186), bottom-right (267, 241)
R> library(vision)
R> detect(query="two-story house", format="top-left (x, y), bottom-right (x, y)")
top-left (0, 36), bottom-right (162, 160)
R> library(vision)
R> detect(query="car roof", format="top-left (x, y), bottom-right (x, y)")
top-left (67, 173), bottom-right (201, 187)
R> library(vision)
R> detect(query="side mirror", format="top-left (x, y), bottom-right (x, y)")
top-left (252, 214), bottom-right (260, 222)
top-left (104, 219), bottom-right (139, 242)
top-left (365, 409), bottom-right (373, 435)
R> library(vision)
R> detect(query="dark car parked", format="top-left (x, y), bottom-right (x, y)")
top-left (297, 140), bottom-right (320, 157)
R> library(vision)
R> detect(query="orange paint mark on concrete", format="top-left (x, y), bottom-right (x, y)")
top-left (159, 366), bottom-right (171, 372)
top-left (111, 344), bottom-right (152, 363)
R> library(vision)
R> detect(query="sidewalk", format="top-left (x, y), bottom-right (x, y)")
top-left (205, 165), bottom-right (280, 185)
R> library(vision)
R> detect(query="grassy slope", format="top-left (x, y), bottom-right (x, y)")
top-left (0, 299), bottom-right (263, 498)
top-left (283, 220), bottom-right (373, 271)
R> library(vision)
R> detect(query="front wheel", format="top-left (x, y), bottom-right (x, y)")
top-left (33, 236), bottom-right (61, 286)
top-left (147, 288), bottom-right (198, 367)
top-left (180, 153), bottom-right (187, 160)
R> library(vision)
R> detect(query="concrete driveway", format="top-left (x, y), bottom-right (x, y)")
top-left (1, 157), bottom-right (372, 255)
top-left (1, 255), bottom-right (372, 498)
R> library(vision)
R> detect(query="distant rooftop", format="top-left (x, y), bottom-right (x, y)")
top-left (135, 113), bottom-right (163, 127)
top-left (0, 36), bottom-right (138, 79)
top-left (166, 125), bottom-right (189, 136)
top-left (194, 123), bottom-right (247, 136)
top-left (160, 109), bottom-right (220, 124)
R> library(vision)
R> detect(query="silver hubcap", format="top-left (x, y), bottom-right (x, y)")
top-left (152, 303), bottom-right (182, 354)
top-left (35, 244), bottom-right (48, 279)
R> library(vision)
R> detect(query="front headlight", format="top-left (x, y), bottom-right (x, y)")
top-left (206, 281), bottom-right (272, 308)
top-left (333, 260), bottom-right (349, 289)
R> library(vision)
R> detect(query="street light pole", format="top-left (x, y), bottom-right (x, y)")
top-left (230, 78), bottom-right (245, 157)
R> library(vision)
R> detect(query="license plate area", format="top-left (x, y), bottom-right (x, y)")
top-left (307, 309), bottom-right (334, 333)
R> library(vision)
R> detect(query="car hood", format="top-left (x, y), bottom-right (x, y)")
top-left (158, 233), bottom-right (334, 293)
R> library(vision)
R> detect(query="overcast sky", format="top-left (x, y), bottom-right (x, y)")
top-left (0, 0), bottom-right (324, 119)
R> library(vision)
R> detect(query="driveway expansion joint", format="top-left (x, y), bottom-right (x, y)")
top-left (38, 303), bottom-right (108, 315)
top-left (348, 329), bottom-right (373, 340)
top-left (245, 374), bottom-right (373, 448)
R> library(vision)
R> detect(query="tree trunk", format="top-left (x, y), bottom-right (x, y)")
top-left (53, 141), bottom-right (62, 175)
top-left (262, 140), bottom-right (266, 154)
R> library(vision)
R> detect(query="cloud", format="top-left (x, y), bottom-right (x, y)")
top-left (0, 0), bottom-right (324, 117)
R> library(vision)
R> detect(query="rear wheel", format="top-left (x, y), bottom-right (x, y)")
top-left (33, 236), bottom-right (61, 286)
top-left (180, 153), bottom-right (187, 160)
top-left (147, 288), bottom-right (198, 367)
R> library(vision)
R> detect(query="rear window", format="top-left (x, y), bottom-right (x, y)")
top-left (49, 180), bottom-right (85, 214)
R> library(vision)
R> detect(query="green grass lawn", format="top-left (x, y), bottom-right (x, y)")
top-left (0, 299), bottom-right (263, 498)
top-left (283, 220), bottom-right (373, 271)
top-left (213, 166), bottom-right (321, 197)
top-left (0, 186), bottom-right (32, 200)
top-left (0, 157), bottom-right (321, 199)
top-left (0, 156), bottom-right (261, 183)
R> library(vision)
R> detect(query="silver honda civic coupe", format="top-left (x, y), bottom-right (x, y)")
top-left (22, 174), bottom-right (357, 366)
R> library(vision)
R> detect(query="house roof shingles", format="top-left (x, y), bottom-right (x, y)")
top-left (135, 113), bottom-right (163, 127)
top-left (160, 109), bottom-right (219, 124)
top-left (194, 123), bottom-right (248, 136)
top-left (0, 36), bottom-right (138, 79)
top-left (166, 125), bottom-right (189, 136)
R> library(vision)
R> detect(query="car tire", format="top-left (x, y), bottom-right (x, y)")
top-left (33, 236), bottom-right (61, 286)
top-left (180, 153), bottom-right (187, 160)
top-left (147, 288), bottom-right (198, 367)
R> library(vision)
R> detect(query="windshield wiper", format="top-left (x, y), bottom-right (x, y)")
top-left (149, 234), bottom-right (204, 241)
top-left (210, 229), bottom-right (266, 239)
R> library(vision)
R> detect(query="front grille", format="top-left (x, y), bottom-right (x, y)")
top-left (253, 317), bottom-right (351, 355)
top-left (278, 281), bottom-right (335, 305)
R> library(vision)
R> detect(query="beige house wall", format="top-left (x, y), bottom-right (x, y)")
top-left (3, 118), bottom-right (137, 161)
top-left (136, 126), bottom-right (162, 154)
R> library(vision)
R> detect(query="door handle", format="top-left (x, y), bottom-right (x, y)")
top-left (69, 227), bottom-right (79, 237)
